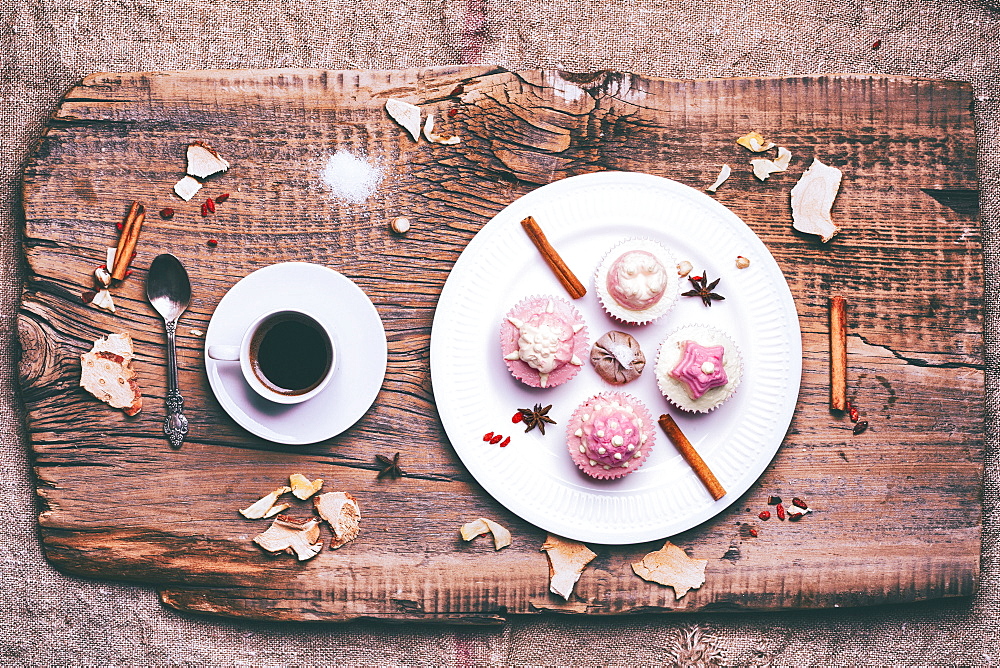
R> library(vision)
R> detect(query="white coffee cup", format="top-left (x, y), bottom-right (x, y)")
top-left (207, 309), bottom-right (336, 404)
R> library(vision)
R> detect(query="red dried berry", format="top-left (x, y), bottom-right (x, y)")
top-left (489, 434), bottom-right (503, 444)
top-left (98, 264), bottom-right (107, 271)
top-left (767, 495), bottom-right (782, 505)
top-left (205, 197), bottom-right (216, 213)
top-left (201, 202), bottom-right (209, 217)
top-left (159, 207), bottom-right (175, 219)
top-left (758, 510), bottom-right (771, 520)
top-left (853, 420), bottom-right (869, 435)
top-left (872, 39), bottom-right (882, 50)
top-left (449, 84), bottom-right (465, 97)
top-left (512, 412), bottom-right (523, 423)
top-left (215, 193), bottom-right (230, 203)
top-left (788, 511), bottom-right (803, 521)
top-left (206, 238), bottom-right (218, 247)
top-left (691, 275), bottom-right (702, 282)
top-left (500, 436), bottom-right (510, 447)
top-left (447, 108), bottom-right (459, 118)
top-left (116, 222), bottom-right (124, 231)
top-left (81, 290), bottom-right (97, 304)
top-left (124, 269), bottom-right (133, 278)
top-left (776, 503), bottom-right (786, 520)
top-left (483, 432), bottom-right (494, 442)
top-left (792, 497), bottom-right (808, 509)
top-left (749, 528), bottom-right (758, 537)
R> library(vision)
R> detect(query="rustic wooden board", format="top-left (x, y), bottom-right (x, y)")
top-left (18, 67), bottom-right (982, 622)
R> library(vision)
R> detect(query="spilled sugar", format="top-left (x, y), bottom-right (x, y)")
top-left (320, 150), bottom-right (383, 203)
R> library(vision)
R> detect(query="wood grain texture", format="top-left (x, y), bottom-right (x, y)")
top-left (18, 67), bottom-right (982, 622)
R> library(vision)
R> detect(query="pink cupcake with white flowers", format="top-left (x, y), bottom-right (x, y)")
top-left (655, 324), bottom-right (743, 413)
top-left (501, 295), bottom-right (588, 388)
top-left (595, 239), bottom-right (679, 325)
top-left (567, 392), bottom-right (654, 479)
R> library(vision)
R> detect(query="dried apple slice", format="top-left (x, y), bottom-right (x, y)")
top-left (736, 130), bottom-right (775, 152)
top-left (253, 515), bottom-right (322, 561)
top-left (541, 534), bottom-right (596, 600)
top-left (385, 98), bottom-right (422, 141)
top-left (314, 491), bottom-right (360, 549)
top-left (631, 541), bottom-right (707, 599)
top-left (791, 157), bottom-right (843, 242)
top-left (459, 518), bottom-right (512, 550)
top-left (423, 114), bottom-right (461, 145)
top-left (80, 333), bottom-right (141, 415)
top-left (289, 474), bottom-right (324, 500)
top-left (173, 175), bottom-right (202, 201)
top-left (186, 141), bottom-right (230, 179)
top-left (239, 486), bottom-right (292, 519)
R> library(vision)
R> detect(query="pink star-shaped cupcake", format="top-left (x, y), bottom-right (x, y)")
top-left (669, 341), bottom-right (728, 399)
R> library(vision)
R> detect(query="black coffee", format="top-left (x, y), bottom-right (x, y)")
top-left (250, 314), bottom-right (332, 395)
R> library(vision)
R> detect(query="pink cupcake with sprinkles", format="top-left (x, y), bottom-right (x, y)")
top-left (655, 324), bottom-right (743, 413)
top-left (595, 238), bottom-right (679, 325)
top-left (501, 295), bottom-right (588, 388)
top-left (567, 392), bottom-right (655, 479)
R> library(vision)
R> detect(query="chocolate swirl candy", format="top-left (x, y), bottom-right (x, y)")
top-left (590, 331), bottom-right (645, 384)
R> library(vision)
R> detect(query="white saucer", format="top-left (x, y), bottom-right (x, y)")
top-left (204, 262), bottom-right (387, 445)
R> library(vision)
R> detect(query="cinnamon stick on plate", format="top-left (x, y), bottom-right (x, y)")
top-left (657, 414), bottom-right (726, 501)
top-left (520, 216), bottom-right (587, 299)
top-left (111, 201), bottom-right (146, 280)
top-left (829, 296), bottom-right (848, 411)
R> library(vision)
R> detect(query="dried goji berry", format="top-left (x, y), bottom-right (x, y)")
top-left (201, 202), bottom-right (209, 217)
top-left (206, 239), bottom-right (218, 247)
top-left (483, 432), bottom-right (494, 442)
top-left (871, 39), bottom-right (882, 50)
top-left (490, 434), bottom-right (503, 444)
top-left (159, 207), bottom-right (175, 219)
top-left (776, 503), bottom-right (786, 520)
top-left (116, 222), bottom-right (124, 231)
top-left (512, 412), bottom-right (523, 423)
top-left (792, 497), bottom-right (808, 509)
top-left (124, 269), bottom-right (133, 278)
top-left (447, 108), bottom-right (459, 118)
top-left (758, 510), bottom-right (771, 520)
top-left (749, 528), bottom-right (758, 537)
top-left (205, 197), bottom-right (216, 213)
top-left (449, 84), bottom-right (465, 97)
top-left (500, 436), bottom-right (510, 447)
top-left (215, 193), bottom-right (230, 203)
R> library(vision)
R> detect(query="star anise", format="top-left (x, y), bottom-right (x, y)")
top-left (518, 403), bottom-right (557, 435)
top-left (375, 452), bottom-right (404, 479)
top-left (682, 271), bottom-right (725, 307)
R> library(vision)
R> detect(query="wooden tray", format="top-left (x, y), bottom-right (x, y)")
top-left (18, 67), bottom-right (982, 622)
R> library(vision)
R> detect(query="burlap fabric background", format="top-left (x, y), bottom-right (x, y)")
top-left (2, 1), bottom-right (999, 665)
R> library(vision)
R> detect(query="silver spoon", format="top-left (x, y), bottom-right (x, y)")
top-left (146, 253), bottom-right (191, 449)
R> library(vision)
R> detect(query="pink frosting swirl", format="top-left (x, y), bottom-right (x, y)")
top-left (578, 402), bottom-right (645, 468)
top-left (669, 340), bottom-right (728, 399)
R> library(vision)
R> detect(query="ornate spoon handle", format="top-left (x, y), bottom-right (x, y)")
top-left (163, 320), bottom-right (189, 449)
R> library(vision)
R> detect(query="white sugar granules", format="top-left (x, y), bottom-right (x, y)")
top-left (320, 150), bottom-right (383, 203)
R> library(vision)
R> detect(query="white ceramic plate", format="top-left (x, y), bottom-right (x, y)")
top-left (205, 262), bottom-right (386, 445)
top-left (430, 172), bottom-right (801, 544)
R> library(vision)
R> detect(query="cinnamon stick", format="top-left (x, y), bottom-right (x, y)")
top-left (520, 216), bottom-right (587, 299)
top-left (657, 414), bottom-right (726, 501)
top-left (829, 296), bottom-right (848, 411)
top-left (111, 201), bottom-right (145, 280)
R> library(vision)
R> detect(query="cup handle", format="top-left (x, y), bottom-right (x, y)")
top-left (207, 344), bottom-right (240, 361)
